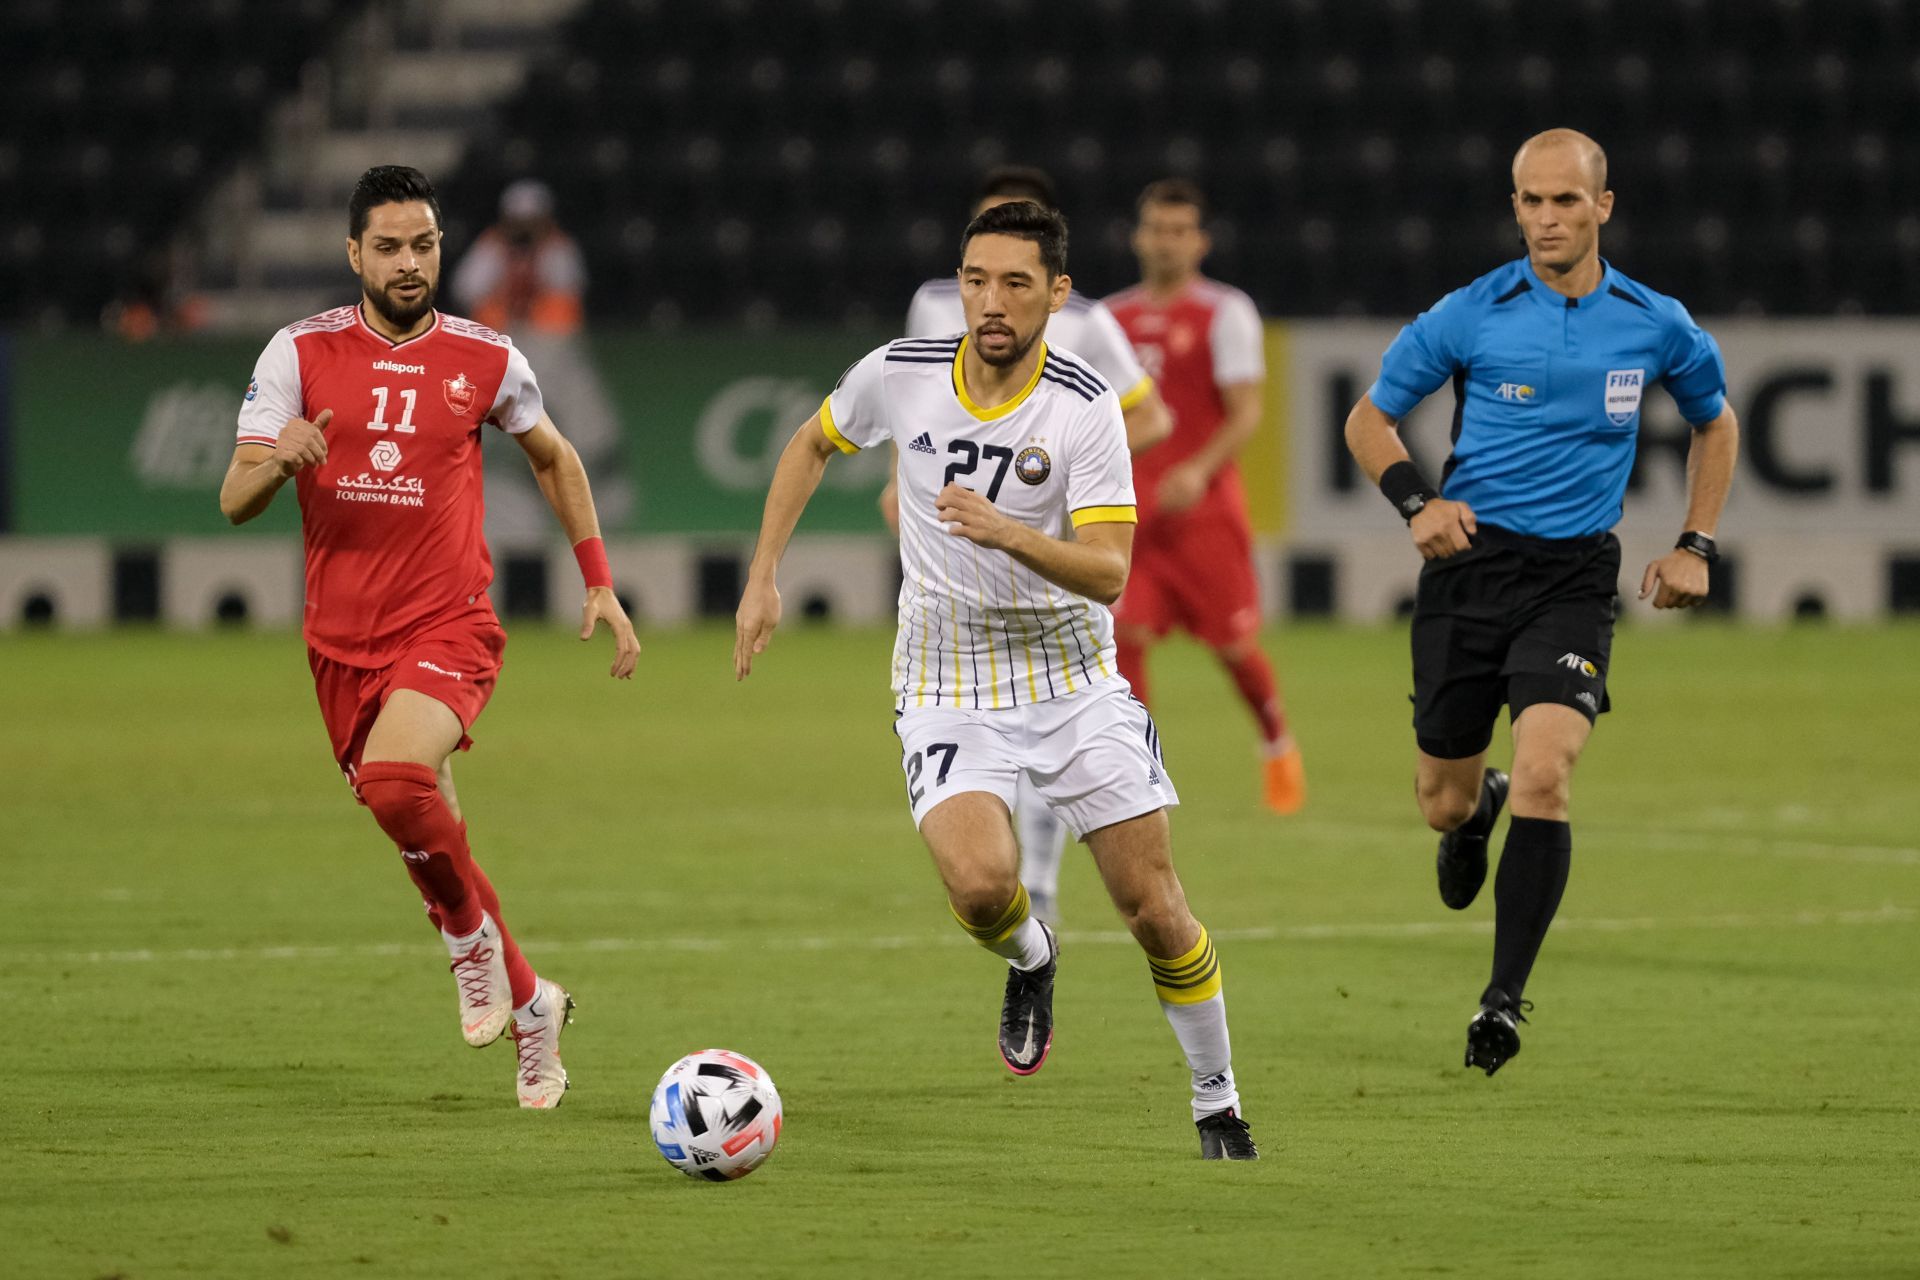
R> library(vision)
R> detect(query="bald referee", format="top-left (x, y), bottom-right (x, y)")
top-left (1344, 129), bottom-right (1740, 1075)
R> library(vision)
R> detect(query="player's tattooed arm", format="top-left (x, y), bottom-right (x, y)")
top-left (936, 484), bottom-right (1134, 605)
top-left (513, 413), bottom-right (642, 678)
top-left (735, 412), bottom-right (842, 679)
top-left (219, 410), bottom-right (331, 525)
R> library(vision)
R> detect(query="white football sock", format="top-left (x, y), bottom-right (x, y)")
top-left (1161, 993), bottom-right (1239, 1120)
top-left (988, 916), bottom-right (1053, 972)
top-left (1014, 775), bottom-right (1067, 917)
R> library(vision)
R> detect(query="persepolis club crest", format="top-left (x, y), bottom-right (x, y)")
top-left (443, 372), bottom-right (476, 416)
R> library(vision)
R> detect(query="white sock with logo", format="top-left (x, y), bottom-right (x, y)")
top-left (1161, 993), bottom-right (1239, 1120)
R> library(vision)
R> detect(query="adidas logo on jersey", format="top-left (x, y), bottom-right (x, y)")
top-left (907, 432), bottom-right (936, 455)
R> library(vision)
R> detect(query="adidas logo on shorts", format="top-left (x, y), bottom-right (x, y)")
top-left (908, 432), bottom-right (937, 455)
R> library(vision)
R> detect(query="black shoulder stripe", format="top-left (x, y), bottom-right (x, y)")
top-left (893, 337), bottom-right (962, 350)
top-left (1607, 285), bottom-right (1649, 309)
top-left (885, 355), bottom-right (955, 365)
top-left (1492, 280), bottom-right (1532, 305)
top-left (1040, 370), bottom-right (1097, 401)
top-left (1049, 348), bottom-right (1109, 386)
top-left (1046, 356), bottom-right (1107, 396)
top-left (1049, 371), bottom-right (1106, 403)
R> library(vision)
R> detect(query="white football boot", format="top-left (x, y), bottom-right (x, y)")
top-left (446, 913), bottom-right (513, 1048)
top-left (511, 977), bottom-right (574, 1109)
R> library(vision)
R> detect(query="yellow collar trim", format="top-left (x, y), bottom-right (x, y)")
top-left (953, 337), bottom-right (1048, 421)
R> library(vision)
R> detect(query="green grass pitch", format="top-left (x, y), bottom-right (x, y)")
top-left (2, 620), bottom-right (1916, 1278)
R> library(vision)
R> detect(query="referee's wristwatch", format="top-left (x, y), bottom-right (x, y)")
top-left (1674, 531), bottom-right (1719, 563)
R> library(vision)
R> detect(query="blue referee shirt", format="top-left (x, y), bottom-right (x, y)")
top-left (1367, 257), bottom-right (1727, 539)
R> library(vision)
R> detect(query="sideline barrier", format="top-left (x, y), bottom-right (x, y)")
top-left (0, 539), bottom-right (112, 628)
top-left (5, 322), bottom-right (1918, 624)
top-left (160, 539), bottom-right (304, 629)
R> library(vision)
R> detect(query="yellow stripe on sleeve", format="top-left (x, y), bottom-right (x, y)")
top-left (1070, 504), bottom-right (1138, 528)
top-left (1117, 375), bottom-right (1154, 410)
top-left (818, 396), bottom-right (861, 454)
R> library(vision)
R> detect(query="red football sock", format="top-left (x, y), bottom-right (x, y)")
top-left (1117, 632), bottom-right (1151, 707)
top-left (460, 836), bottom-right (538, 1007)
top-left (1219, 646), bottom-right (1288, 747)
top-left (356, 761), bottom-right (485, 939)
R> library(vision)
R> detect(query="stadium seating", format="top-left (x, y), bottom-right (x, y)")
top-left (6, 0), bottom-right (1917, 328)
top-left (434, 0), bottom-right (1918, 324)
top-left (0, 0), bottom-right (355, 328)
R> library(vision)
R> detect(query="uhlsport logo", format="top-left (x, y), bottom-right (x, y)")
top-left (1557, 652), bottom-right (1599, 677)
top-left (368, 440), bottom-right (402, 472)
top-left (1494, 382), bottom-right (1536, 402)
top-left (417, 659), bottom-right (463, 681)
top-left (1605, 368), bottom-right (1645, 426)
top-left (372, 359), bottom-right (426, 376)
top-left (1015, 445), bottom-right (1051, 484)
top-left (443, 372), bottom-right (476, 415)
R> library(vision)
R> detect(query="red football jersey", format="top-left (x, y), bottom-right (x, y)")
top-left (237, 305), bottom-right (545, 667)
top-left (1104, 277), bottom-right (1265, 525)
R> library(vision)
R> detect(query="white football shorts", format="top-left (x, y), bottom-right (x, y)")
top-left (894, 680), bottom-right (1177, 839)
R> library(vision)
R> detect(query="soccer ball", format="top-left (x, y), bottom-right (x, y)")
top-left (648, 1049), bottom-right (783, 1181)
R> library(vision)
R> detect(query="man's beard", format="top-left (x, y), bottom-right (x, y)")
top-left (363, 274), bottom-right (437, 329)
top-left (973, 323), bottom-right (1041, 369)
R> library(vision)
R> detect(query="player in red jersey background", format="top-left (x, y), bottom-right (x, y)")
top-left (219, 166), bottom-right (639, 1108)
top-left (1106, 180), bottom-right (1305, 814)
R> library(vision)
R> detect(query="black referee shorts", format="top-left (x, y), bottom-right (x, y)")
top-left (1409, 524), bottom-right (1620, 760)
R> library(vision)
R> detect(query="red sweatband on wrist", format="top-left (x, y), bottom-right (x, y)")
top-left (573, 536), bottom-right (613, 589)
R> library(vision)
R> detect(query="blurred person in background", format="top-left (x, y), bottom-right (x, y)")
top-left (452, 179), bottom-right (632, 543)
top-left (1107, 180), bottom-right (1305, 816)
top-left (105, 247), bottom-right (208, 342)
top-left (892, 165), bottom-right (1174, 925)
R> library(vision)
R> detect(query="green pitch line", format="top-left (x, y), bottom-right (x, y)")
top-left (1, 622), bottom-right (1916, 1279)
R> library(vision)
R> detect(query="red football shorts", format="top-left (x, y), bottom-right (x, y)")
top-left (1114, 503), bottom-right (1263, 650)
top-left (308, 604), bottom-right (507, 792)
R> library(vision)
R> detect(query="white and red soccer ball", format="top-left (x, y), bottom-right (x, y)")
top-left (649, 1049), bottom-right (783, 1181)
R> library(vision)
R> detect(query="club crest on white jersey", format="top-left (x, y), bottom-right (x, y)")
top-left (822, 335), bottom-right (1136, 711)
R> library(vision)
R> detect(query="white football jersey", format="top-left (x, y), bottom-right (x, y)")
top-left (905, 279), bottom-right (1155, 410)
top-left (823, 335), bottom-right (1136, 712)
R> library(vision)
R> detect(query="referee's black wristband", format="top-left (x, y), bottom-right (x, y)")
top-left (1379, 461), bottom-right (1439, 523)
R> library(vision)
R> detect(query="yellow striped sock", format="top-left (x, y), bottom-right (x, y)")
top-left (951, 883), bottom-right (1031, 947)
top-left (1148, 926), bottom-right (1222, 1005)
